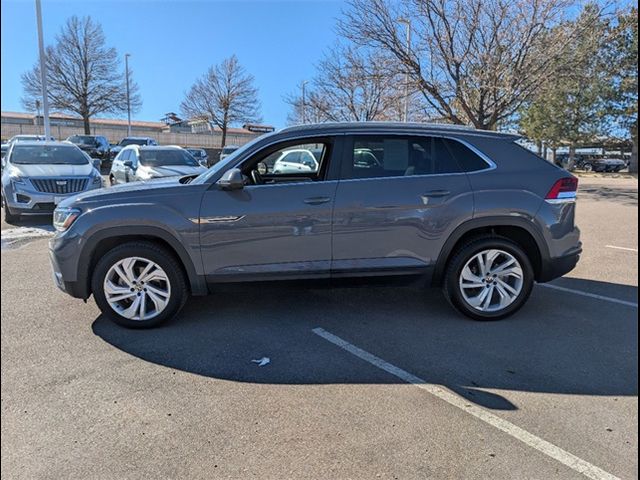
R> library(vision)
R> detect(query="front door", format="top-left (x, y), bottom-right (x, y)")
top-left (199, 137), bottom-right (339, 281)
top-left (331, 134), bottom-right (474, 277)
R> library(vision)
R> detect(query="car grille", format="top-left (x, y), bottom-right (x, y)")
top-left (31, 178), bottom-right (88, 194)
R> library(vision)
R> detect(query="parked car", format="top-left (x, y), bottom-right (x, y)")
top-left (578, 157), bottom-right (627, 173)
top-left (219, 145), bottom-right (239, 161)
top-left (109, 137), bottom-right (158, 161)
top-left (185, 148), bottom-right (209, 167)
top-left (65, 135), bottom-right (110, 166)
top-left (49, 122), bottom-right (581, 328)
top-left (109, 145), bottom-right (206, 185)
top-left (1, 143), bottom-right (8, 160)
top-left (7, 134), bottom-right (56, 144)
top-left (1, 141), bottom-right (103, 222)
top-left (271, 148), bottom-right (319, 174)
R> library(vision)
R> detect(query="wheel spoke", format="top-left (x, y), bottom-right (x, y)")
top-left (459, 248), bottom-right (524, 313)
top-left (104, 257), bottom-right (171, 321)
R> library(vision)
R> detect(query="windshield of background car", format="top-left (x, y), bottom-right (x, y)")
top-left (120, 138), bottom-right (148, 146)
top-left (10, 145), bottom-right (89, 165)
top-left (222, 147), bottom-right (238, 154)
top-left (139, 149), bottom-right (200, 167)
top-left (68, 135), bottom-right (96, 145)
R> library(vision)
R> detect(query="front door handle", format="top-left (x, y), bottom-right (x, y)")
top-left (423, 190), bottom-right (451, 198)
top-left (304, 196), bottom-right (331, 205)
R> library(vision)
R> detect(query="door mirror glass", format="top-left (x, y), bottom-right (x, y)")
top-left (123, 160), bottom-right (133, 168)
top-left (257, 162), bottom-right (268, 175)
top-left (217, 168), bottom-right (245, 190)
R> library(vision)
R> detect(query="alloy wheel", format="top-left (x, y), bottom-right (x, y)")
top-left (458, 249), bottom-right (524, 312)
top-left (103, 257), bottom-right (171, 321)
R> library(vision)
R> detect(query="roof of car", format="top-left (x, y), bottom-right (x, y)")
top-left (11, 140), bottom-right (76, 147)
top-left (122, 144), bottom-right (181, 150)
top-left (279, 122), bottom-right (521, 139)
top-left (122, 136), bottom-right (155, 140)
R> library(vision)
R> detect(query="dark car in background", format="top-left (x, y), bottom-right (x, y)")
top-left (49, 122), bottom-right (581, 328)
top-left (185, 148), bottom-right (209, 167)
top-left (65, 135), bottom-right (110, 167)
top-left (109, 136), bottom-right (158, 162)
top-left (578, 156), bottom-right (627, 172)
top-left (219, 145), bottom-right (239, 161)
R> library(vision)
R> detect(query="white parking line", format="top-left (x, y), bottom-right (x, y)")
top-left (539, 283), bottom-right (638, 308)
top-left (605, 245), bottom-right (638, 253)
top-left (312, 327), bottom-right (620, 480)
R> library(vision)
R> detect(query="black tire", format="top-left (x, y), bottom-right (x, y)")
top-left (3, 200), bottom-right (20, 223)
top-left (583, 163), bottom-right (593, 172)
top-left (91, 241), bottom-right (189, 328)
top-left (443, 236), bottom-right (535, 321)
top-left (109, 175), bottom-right (116, 186)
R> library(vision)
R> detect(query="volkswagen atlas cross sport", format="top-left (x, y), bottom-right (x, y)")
top-left (2, 141), bottom-right (103, 222)
top-left (49, 123), bottom-right (581, 328)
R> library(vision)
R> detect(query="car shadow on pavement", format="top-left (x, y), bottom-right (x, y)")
top-left (92, 278), bottom-right (638, 411)
top-left (579, 186), bottom-right (638, 206)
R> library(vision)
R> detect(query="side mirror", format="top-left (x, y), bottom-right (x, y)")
top-left (217, 168), bottom-right (245, 190)
top-left (92, 159), bottom-right (101, 170)
top-left (123, 160), bottom-right (133, 168)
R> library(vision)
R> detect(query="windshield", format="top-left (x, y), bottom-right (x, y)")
top-left (120, 138), bottom-right (149, 146)
top-left (187, 149), bottom-right (203, 157)
top-left (10, 145), bottom-right (89, 165)
top-left (139, 149), bottom-right (200, 167)
top-left (222, 146), bottom-right (238, 154)
top-left (67, 135), bottom-right (97, 145)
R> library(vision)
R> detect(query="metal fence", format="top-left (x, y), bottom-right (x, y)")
top-left (0, 122), bottom-right (259, 148)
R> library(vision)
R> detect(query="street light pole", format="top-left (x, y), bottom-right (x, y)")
top-left (125, 53), bottom-right (132, 136)
top-left (35, 99), bottom-right (41, 135)
top-left (34, 0), bottom-right (51, 139)
top-left (301, 80), bottom-right (308, 124)
top-left (398, 18), bottom-right (411, 123)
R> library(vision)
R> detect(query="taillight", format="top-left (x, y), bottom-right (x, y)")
top-left (546, 177), bottom-right (578, 203)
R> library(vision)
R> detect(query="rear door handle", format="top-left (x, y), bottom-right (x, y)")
top-left (304, 196), bottom-right (331, 205)
top-left (423, 190), bottom-right (451, 198)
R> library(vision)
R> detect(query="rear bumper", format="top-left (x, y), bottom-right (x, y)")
top-left (538, 246), bottom-right (582, 282)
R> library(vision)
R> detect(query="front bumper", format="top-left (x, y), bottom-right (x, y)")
top-left (49, 232), bottom-right (88, 298)
top-left (3, 178), bottom-right (101, 214)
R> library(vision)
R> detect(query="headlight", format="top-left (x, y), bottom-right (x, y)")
top-left (53, 207), bottom-right (81, 232)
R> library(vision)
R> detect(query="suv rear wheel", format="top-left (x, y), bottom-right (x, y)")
top-left (92, 242), bottom-right (188, 328)
top-left (443, 236), bottom-right (534, 321)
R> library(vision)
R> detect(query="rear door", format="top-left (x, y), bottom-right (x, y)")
top-left (331, 134), bottom-right (474, 277)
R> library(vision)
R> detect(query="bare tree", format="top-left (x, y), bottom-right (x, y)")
top-left (286, 45), bottom-right (408, 124)
top-left (339, 0), bottom-right (605, 130)
top-left (21, 16), bottom-right (141, 134)
top-left (181, 55), bottom-right (261, 149)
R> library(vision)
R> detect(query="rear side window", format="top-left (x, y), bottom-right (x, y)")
top-left (444, 139), bottom-right (491, 172)
top-left (348, 136), bottom-right (462, 179)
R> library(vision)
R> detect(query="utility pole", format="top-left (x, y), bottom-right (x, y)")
top-left (301, 80), bottom-right (308, 124)
top-left (34, 0), bottom-right (51, 139)
top-left (125, 53), bottom-right (132, 136)
top-left (398, 18), bottom-right (411, 122)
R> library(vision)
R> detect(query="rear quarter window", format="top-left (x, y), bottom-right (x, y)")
top-left (444, 139), bottom-right (491, 172)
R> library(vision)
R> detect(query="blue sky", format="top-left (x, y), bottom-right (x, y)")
top-left (1, 0), bottom-right (346, 128)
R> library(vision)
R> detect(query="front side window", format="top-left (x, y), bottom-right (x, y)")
top-left (10, 145), bottom-right (89, 165)
top-left (243, 141), bottom-right (330, 185)
top-left (347, 136), bottom-right (462, 179)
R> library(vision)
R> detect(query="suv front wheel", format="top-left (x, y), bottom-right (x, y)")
top-left (444, 237), bottom-right (534, 321)
top-left (92, 242), bottom-right (188, 328)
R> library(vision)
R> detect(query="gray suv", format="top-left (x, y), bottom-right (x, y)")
top-left (49, 123), bottom-right (581, 328)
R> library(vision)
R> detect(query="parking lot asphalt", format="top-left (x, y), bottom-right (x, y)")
top-left (1, 176), bottom-right (637, 479)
